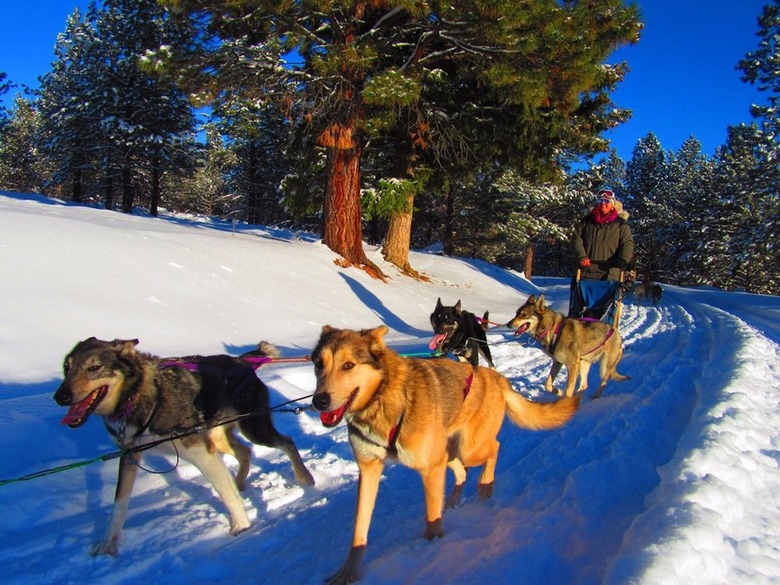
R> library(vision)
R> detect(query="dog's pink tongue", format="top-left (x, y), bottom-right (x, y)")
top-left (429, 333), bottom-right (446, 350)
top-left (60, 401), bottom-right (90, 426)
top-left (319, 403), bottom-right (347, 428)
top-left (59, 386), bottom-right (106, 427)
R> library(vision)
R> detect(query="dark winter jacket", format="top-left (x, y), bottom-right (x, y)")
top-left (572, 200), bottom-right (634, 281)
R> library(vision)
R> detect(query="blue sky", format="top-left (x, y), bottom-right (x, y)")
top-left (0, 1), bottom-right (771, 161)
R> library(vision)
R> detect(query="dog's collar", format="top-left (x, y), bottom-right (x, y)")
top-left (348, 411), bottom-right (405, 455)
top-left (109, 389), bottom-right (161, 441)
top-left (535, 322), bottom-right (563, 346)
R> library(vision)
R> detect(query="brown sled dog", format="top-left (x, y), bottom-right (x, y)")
top-left (507, 294), bottom-right (629, 399)
top-left (310, 325), bottom-right (579, 584)
top-left (53, 337), bottom-right (314, 556)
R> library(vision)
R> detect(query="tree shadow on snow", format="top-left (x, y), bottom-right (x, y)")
top-left (338, 273), bottom-right (430, 337)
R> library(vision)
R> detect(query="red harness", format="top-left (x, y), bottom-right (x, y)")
top-left (357, 372), bottom-right (475, 454)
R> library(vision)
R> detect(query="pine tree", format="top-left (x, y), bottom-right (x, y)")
top-left (37, 1), bottom-right (196, 213)
top-left (712, 124), bottom-right (779, 293)
top-left (159, 0), bottom-right (641, 279)
top-left (730, 0), bottom-right (780, 293)
top-left (738, 0), bottom-right (780, 142)
top-left (0, 71), bottom-right (13, 123)
top-left (36, 9), bottom-right (100, 202)
top-left (624, 132), bottom-right (670, 279)
top-left (664, 137), bottom-right (715, 285)
top-left (168, 125), bottom-right (240, 218)
top-left (0, 96), bottom-right (53, 194)
top-left (213, 98), bottom-right (291, 225)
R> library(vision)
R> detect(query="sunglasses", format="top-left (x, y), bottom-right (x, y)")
top-left (597, 197), bottom-right (614, 204)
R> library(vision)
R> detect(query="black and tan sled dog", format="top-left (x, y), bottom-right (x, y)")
top-left (507, 294), bottom-right (629, 399)
top-left (429, 298), bottom-right (495, 368)
top-left (53, 337), bottom-right (314, 556)
top-left (311, 325), bottom-right (579, 584)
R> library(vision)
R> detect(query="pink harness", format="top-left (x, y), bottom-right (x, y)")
top-left (536, 320), bottom-right (614, 355)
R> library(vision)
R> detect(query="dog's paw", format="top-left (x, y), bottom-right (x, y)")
top-left (445, 483), bottom-right (465, 509)
top-left (230, 519), bottom-right (252, 536)
top-left (326, 546), bottom-right (365, 585)
top-left (423, 518), bottom-right (444, 540)
top-left (91, 538), bottom-right (119, 557)
top-left (296, 468), bottom-right (315, 487)
top-left (477, 481), bottom-right (494, 500)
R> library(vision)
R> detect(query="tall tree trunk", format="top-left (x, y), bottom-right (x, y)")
top-left (320, 124), bottom-right (385, 279)
top-left (150, 157), bottom-right (161, 217)
top-left (443, 186), bottom-right (455, 255)
top-left (121, 163), bottom-right (133, 214)
top-left (71, 169), bottom-right (83, 203)
top-left (524, 243), bottom-right (534, 279)
top-left (383, 192), bottom-right (427, 280)
top-left (104, 172), bottom-right (114, 210)
top-left (247, 143), bottom-right (259, 224)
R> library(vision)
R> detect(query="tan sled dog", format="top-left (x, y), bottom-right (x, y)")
top-left (311, 325), bottom-right (579, 584)
top-left (507, 294), bottom-right (629, 398)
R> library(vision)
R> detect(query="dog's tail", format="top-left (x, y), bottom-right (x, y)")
top-left (481, 311), bottom-right (490, 331)
top-left (240, 341), bottom-right (280, 359)
top-left (503, 386), bottom-right (579, 431)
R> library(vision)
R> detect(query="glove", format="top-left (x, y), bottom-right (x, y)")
top-left (579, 258), bottom-right (591, 267)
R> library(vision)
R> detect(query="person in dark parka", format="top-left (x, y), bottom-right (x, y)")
top-left (572, 188), bottom-right (634, 282)
top-left (568, 188), bottom-right (634, 319)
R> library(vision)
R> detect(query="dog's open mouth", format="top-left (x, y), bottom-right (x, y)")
top-left (428, 333), bottom-right (446, 350)
top-left (318, 388), bottom-right (358, 428)
top-left (428, 331), bottom-right (452, 350)
top-left (60, 385), bottom-right (108, 428)
top-left (513, 323), bottom-right (530, 337)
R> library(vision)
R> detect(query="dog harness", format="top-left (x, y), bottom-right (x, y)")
top-left (347, 415), bottom-right (406, 455)
top-left (534, 317), bottom-right (615, 355)
top-left (158, 357), bottom-right (270, 400)
top-left (535, 320), bottom-right (614, 356)
top-left (108, 391), bottom-right (163, 442)
top-left (535, 322), bottom-right (563, 353)
top-left (348, 373), bottom-right (474, 455)
top-left (582, 326), bottom-right (615, 356)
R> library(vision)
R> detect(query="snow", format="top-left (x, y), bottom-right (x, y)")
top-left (1, 190), bottom-right (779, 585)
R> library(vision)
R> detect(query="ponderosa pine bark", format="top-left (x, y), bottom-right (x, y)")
top-left (320, 122), bottom-right (385, 280)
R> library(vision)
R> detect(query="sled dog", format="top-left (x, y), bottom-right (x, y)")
top-left (635, 280), bottom-right (663, 306)
top-left (311, 325), bottom-right (578, 583)
top-left (429, 298), bottom-right (495, 368)
top-left (507, 294), bottom-right (629, 399)
top-left (53, 337), bottom-right (314, 556)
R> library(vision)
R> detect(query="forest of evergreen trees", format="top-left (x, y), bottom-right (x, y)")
top-left (0, 1), bottom-right (778, 294)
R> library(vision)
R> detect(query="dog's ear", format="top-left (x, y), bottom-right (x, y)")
top-left (364, 325), bottom-right (388, 353)
top-left (527, 294), bottom-right (536, 305)
top-left (111, 338), bottom-right (139, 356)
top-left (322, 325), bottom-right (335, 335)
top-left (436, 297), bottom-right (443, 309)
top-left (454, 300), bottom-right (462, 313)
top-left (363, 325), bottom-right (388, 341)
top-left (535, 294), bottom-right (546, 308)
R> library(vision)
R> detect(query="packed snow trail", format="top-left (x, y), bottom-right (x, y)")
top-left (2, 193), bottom-right (779, 585)
top-left (604, 288), bottom-right (780, 585)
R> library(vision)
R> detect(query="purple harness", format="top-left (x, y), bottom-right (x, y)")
top-left (536, 319), bottom-right (614, 355)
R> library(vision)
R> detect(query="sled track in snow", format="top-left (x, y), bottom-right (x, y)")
top-left (3, 293), bottom-right (776, 585)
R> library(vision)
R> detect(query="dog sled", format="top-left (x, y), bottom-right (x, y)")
top-left (567, 268), bottom-right (627, 328)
